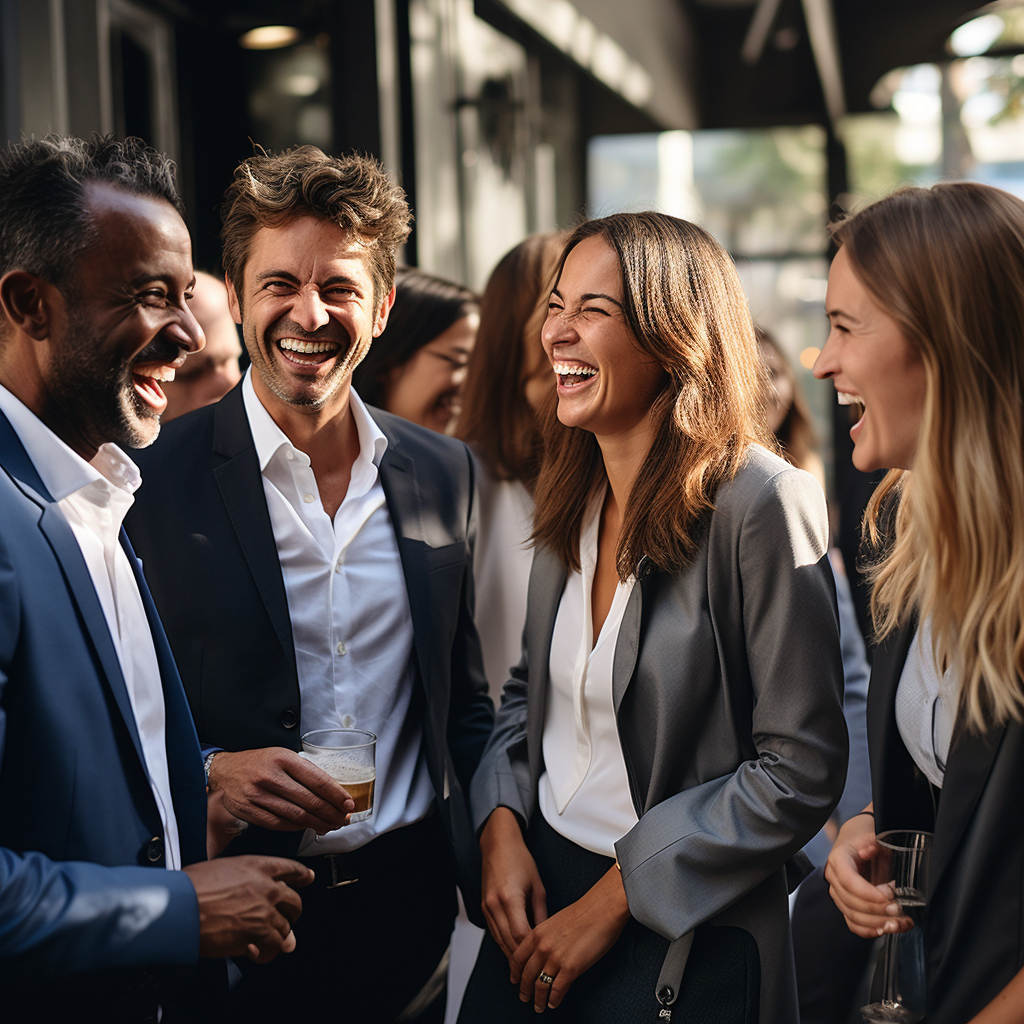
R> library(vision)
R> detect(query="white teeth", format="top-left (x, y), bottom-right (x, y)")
top-left (279, 338), bottom-right (337, 355)
top-left (553, 361), bottom-right (597, 377)
top-left (135, 367), bottom-right (176, 382)
top-left (837, 392), bottom-right (864, 406)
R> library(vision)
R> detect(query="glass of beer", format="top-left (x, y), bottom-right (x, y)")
top-left (298, 728), bottom-right (376, 823)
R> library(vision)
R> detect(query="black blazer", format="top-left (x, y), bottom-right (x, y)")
top-left (125, 384), bottom-right (493, 915)
top-left (870, 625), bottom-right (1024, 1024)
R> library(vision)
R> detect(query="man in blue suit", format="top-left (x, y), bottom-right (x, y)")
top-left (0, 135), bottom-right (314, 1022)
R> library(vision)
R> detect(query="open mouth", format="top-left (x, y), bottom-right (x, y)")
top-left (552, 360), bottom-right (597, 389)
top-left (276, 337), bottom-right (342, 367)
top-left (131, 346), bottom-right (185, 416)
top-left (837, 390), bottom-right (866, 435)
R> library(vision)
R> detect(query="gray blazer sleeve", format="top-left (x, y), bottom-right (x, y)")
top-left (615, 464), bottom-right (847, 940)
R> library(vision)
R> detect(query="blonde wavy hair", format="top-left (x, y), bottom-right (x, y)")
top-left (836, 183), bottom-right (1024, 731)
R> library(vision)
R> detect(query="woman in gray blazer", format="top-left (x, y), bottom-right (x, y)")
top-left (459, 213), bottom-right (847, 1023)
top-left (820, 184), bottom-right (1024, 1024)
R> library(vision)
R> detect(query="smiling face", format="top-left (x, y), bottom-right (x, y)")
top-left (814, 245), bottom-right (927, 472)
top-left (541, 234), bottom-right (665, 449)
top-left (226, 216), bottom-right (392, 421)
top-left (42, 183), bottom-right (203, 458)
top-left (381, 311), bottom-right (478, 433)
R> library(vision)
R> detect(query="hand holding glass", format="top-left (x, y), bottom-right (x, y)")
top-left (861, 829), bottom-right (933, 1023)
top-left (297, 729), bottom-right (376, 824)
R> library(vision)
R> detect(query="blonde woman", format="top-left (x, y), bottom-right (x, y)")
top-left (460, 213), bottom-right (846, 1022)
top-left (818, 182), bottom-right (1024, 1024)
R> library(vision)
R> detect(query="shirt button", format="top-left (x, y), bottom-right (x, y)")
top-left (303, 493), bottom-right (315, 503)
top-left (341, 714), bottom-right (355, 728)
top-left (285, 450), bottom-right (294, 460)
top-left (337, 642), bottom-right (347, 656)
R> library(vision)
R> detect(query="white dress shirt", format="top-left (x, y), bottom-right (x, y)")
top-left (0, 384), bottom-right (181, 868)
top-left (895, 618), bottom-right (956, 789)
top-left (538, 490), bottom-right (639, 857)
top-left (242, 372), bottom-right (434, 853)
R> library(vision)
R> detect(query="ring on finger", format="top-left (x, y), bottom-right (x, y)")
top-left (537, 971), bottom-right (554, 985)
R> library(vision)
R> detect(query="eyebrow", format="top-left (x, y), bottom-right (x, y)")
top-left (254, 270), bottom-right (365, 291)
top-left (130, 273), bottom-right (196, 290)
top-left (826, 307), bottom-right (860, 323)
top-left (550, 287), bottom-right (622, 307)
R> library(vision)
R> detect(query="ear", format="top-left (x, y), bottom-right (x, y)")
top-left (372, 285), bottom-right (396, 338)
top-left (0, 270), bottom-right (56, 340)
top-left (225, 275), bottom-right (243, 325)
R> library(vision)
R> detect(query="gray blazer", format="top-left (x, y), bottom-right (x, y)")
top-left (471, 445), bottom-right (847, 1021)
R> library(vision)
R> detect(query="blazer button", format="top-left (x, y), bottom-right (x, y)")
top-left (144, 836), bottom-right (164, 864)
top-left (280, 709), bottom-right (298, 729)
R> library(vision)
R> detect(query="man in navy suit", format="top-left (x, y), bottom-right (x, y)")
top-left (0, 135), bottom-right (314, 1022)
top-left (126, 146), bottom-right (493, 1022)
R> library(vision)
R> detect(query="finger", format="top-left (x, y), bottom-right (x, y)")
top-left (287, 760), bottom-right (358, 812)
top-left (270, 882), bottom-right (305, 927)
top-left (513, 938), bottom-right (542, 996)
top-left (281, 930), bottom-right (297, 954)
top-left (547, 972), bottom-right (572, 1010)
top-left (533, 969), bottom-right (556, 1012)
top-left (262, 858), bottom-right (317, 887)
top-left (481, 898), bottom-right (517, 962)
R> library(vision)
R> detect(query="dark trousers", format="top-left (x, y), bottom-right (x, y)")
top-left (457, 815), bottom-right (759, 1024)
top-left (792, 867), bottom-right (875, 1024)
top-left (230, 814), bottom-right (457, 1024)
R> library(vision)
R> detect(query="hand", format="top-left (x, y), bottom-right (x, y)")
top-left (207, 747), bottom-right (355, 833)
top-left (206, 787), bottom-right (248, 858)
top-left (479, 807), bottom-right (548, 963)
top-left (824, 810), bottom-right (911, 938)
top-left (184, 855), bottom-right (315, 963)
top-left (512, 866), bottom-right (631, 1012)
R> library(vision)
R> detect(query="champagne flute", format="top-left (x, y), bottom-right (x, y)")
top-left (861, 829), bottom-right (933, 1023)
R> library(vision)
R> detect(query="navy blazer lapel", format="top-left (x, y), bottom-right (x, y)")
top-left (375, 432), bottom-right (433, 690)
top-left (0, 411), bottom-right (148, 768)
top-left (212, 387), bottom-right (296, 668)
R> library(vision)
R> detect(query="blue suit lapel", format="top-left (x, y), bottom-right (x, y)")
top-left (0, 411), bottom-right (149, 771)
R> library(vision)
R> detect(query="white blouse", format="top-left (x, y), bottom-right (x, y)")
top-left (538, 492), bottom-right (639, 857)
top-left (895, 618), bottom-right (957, 789)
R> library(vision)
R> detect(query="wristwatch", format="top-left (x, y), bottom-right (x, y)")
top-left (203, 750), bottom-right (219, 787)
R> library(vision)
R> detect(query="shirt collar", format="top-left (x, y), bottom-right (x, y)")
top-left (241, 368), bottom-right (388, 474)
top-left (0, 382), bottom-right (141, 503)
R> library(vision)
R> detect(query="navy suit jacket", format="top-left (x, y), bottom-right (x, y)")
top-left (0, 410), bottom-right (215, 1018)
top-left (125, 383), bottom-right (493, 918)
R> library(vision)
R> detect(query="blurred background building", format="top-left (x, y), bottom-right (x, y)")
top-left (1, 0), bottom-right (1019, 527)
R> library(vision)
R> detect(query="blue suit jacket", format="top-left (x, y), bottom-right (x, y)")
top-left (0, 409), bottom-right (213, 1018)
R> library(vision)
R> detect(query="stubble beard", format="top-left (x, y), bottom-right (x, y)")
top-left (47, 311), bottom-right (160, 453)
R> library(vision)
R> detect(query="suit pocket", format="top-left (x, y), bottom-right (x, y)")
top-left (425, 541), bottom-right (467, 574)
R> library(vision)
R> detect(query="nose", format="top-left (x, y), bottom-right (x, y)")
top-left (812, 334), bottom-right (836, 379)
top-left (292, 287), bottom-right (331, 332)
top-left (541, 306), bottom-right (577, 353)
top-left (165, 302), bottom-right (205, 354)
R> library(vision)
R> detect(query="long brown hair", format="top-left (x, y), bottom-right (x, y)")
top-left (837, 183), bottom-right (1024, 731)
top-left (456, 232), bottom-right (567, 485)
top-left (532, 212), bottom-right (774, 579)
